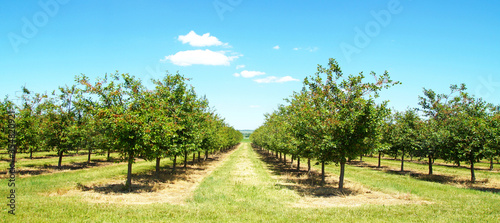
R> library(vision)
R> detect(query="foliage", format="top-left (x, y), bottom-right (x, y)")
top-left (252, 58), bottom-right (399, 189)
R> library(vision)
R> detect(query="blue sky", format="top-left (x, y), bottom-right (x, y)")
top-left (1, 0), bottom-right (499, 130)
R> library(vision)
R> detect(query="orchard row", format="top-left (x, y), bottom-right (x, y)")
top-left (1, 72), bottom-right (242, 189)
top-left (250, 58), bottom-right (500, 189)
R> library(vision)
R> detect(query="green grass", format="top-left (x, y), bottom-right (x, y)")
top-left (0, 152), bottom-right (120, 170)
top-left (359, 156), bottom-right (500, 183)
top-left (240, 138), bottom-right (251, 143)
top-left (1, 143), bottom-right (499, 222)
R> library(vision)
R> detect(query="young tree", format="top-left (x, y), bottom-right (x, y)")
top-left (302, 58), bottom-right (399, 188)
top-left (37, 85), bottom-right (80, 168)
top-left (78, 73), bottom-right (146, 189)
top-left (419, 84), bottom-right (495, 182)
top-left (389, 109), bottom-right (421, 172)
top-left (0, 97), bottom-right (15, 150)
top-left (16, 87), bottom-right (46, 158)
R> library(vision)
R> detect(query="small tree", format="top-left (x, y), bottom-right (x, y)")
top-left (302, 58), bottom-right (399, 188)
top-left (389, 109), bottom-right (421, 172)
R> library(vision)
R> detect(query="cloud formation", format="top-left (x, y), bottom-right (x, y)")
top-left (236, 64), bottom-right (245, 69)
top-left (254, 76), bottom-right (300, 83)
top-left (178, 31), bottom-right (226, 47)
top-left (161, 49), bottom-right (238, 66)
top-left (233, 70), bottom-right (266, 78)
top-left (273, 45), bottom-right (280, 50)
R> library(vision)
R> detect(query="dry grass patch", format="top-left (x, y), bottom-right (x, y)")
top-left (230, 147), bottom-right (260, 185)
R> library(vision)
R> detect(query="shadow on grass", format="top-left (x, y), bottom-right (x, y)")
top-left (0, 158), bottom-right (122, 179)
top-left (77, 147), bottom-right (238, 194)
top-left (370, 156), bottom-right (498, 172)
top-left (253, 147), bottom-right (362, 197)
top-left (348, 160), bottom-right (500, 194)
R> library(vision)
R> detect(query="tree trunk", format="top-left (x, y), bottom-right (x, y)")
top-left (156, 157), bottom-right (161, 174)
top-left (400, 149), bottom-right (405, 172)
top-left (378, 151), bottom-right (381, 168)
top-left (490, 158), bottom-right (494, 171)
top-left (297, 157), bottom-right (300, 171)
top-left (283, 153), bottom-right (286, 165)
top-left (321, 161), bottom-right (325, 185)
top-left (107, 148), bottom-right (111, 160)
top-left (87, 148), bottom-right (92, 164)
top-left (428, 153), bottom-right (433, 175)
top-left (360, 154), bottom-right (363, 161)
top-left (275, 151), bottom-right (278, 159)
top-left (172, 155), bottom-right (177, 173)
top-left (470, 159), bottom-right (476, 183)
top-left (193, 153), bottom-right (196, 164)
top-left (198, 151), bottom-right (201, 162)
top-left (125, 152), bottom-right (133, 191)
top-left (291, 156), bottom-right (294, 168)
top-left (279, 152), bottom-right (282, 161)
top-left (184, 151), bottom-right (188, 169)
top-left (58, 151), bottom-right (63, 168)
top-left (307, 158), bottom-right (311, 175)
top-left (339, 159), bottom-right (346, 190)
top-left (205, 150), bottom-right (208, 160)
top-left (30, 148), bottom-right (33, 159)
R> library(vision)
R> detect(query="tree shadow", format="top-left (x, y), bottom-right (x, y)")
top-left (253, 147), bottom-right (362, 197)
top-left (0, 159), bottom-right (120, 179)
top-left (76, 150), bottom-right (232, 194)
top-left (348, 161), bottom-right (500, 194)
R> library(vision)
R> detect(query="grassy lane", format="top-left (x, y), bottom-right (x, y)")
top-left (188, 142), bottom-right (300, 221)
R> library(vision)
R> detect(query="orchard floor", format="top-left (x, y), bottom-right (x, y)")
top-left (1, 143), bottom-right (499, 222)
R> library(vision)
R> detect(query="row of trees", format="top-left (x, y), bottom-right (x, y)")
top-left (1, 72), bottom-right (242, 189)
top-left (384, 84), bottom-right (500, 182)
top-left (251, 58), bottom-right (500, 189)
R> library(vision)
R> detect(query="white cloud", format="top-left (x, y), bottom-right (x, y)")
top-left (306, 47), bottom-right (319, 52)
top-left (234, 70), bottom-right (266, 78)
top-left (273, 45), bottom-right (280, 50)
top-left (161, 49), bottom-right (238, 66)
top-left (236, 64), bottom-right (245, 69)
top-left (293, 46), bottom-right (318, 52)
top-left (178, 31), bottom-right (226, 47)
top-left (254, 76), bottom-right (300, 83)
